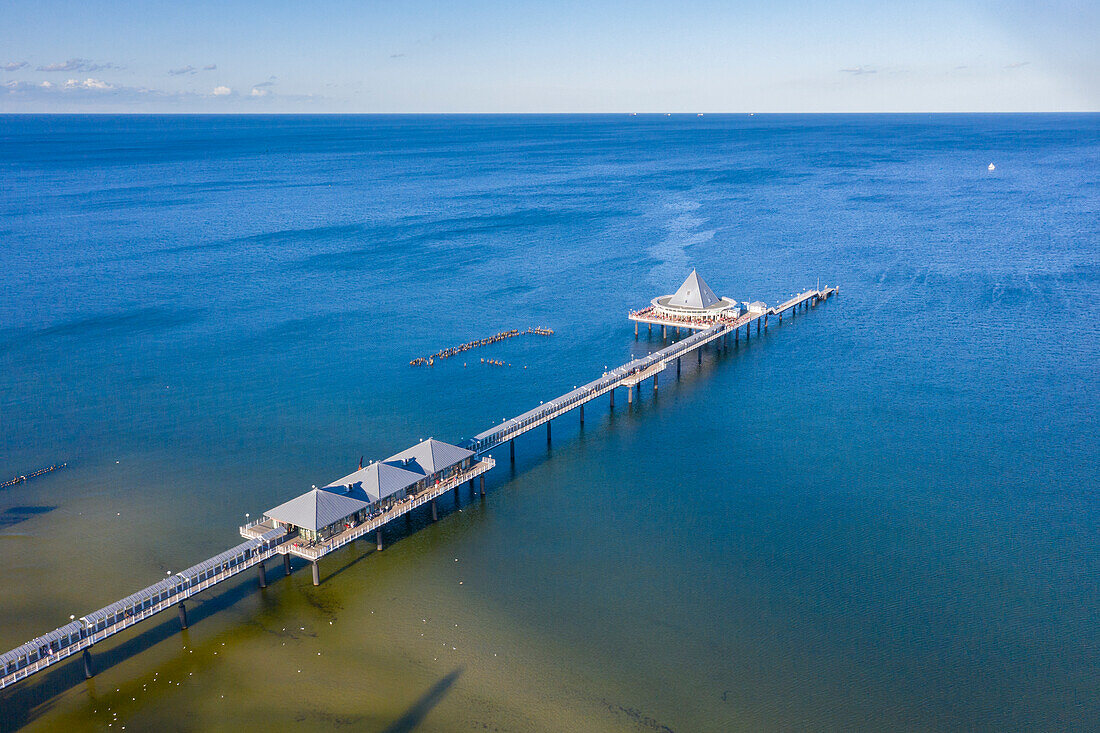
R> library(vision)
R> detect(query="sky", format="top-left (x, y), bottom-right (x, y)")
top-left (1, 0), bottom-right (1097, 113)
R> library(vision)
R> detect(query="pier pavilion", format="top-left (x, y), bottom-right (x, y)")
top-left (383, 438), bottom-right (475, 484)
top-left (264, 488), bottom-right (370, 543)
top-left (323, 460), bottom-right (424, 507)
top-left (629, 269), bottom-right (742, 335)
top-left (249, 438), bottom-right (479, 549)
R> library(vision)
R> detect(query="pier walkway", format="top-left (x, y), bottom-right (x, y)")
top-left (1, 527), bottom-right (286, 690)
top-left (465, 321), bottom-right (731, 455)
top-left (1, 285), bottom-right (836, 693)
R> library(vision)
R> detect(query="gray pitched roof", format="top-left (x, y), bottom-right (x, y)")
top-left (264, 489), bottom-right (369, 531)
top-left (323, 461), bottom-right (423, 503)
top-left (385, 438), bottom-right (473, 477)
top-left (668, 269), bottom-right (721, 309)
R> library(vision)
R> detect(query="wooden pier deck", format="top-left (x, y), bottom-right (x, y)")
top-left (1, 285), bottom-right (836, 692)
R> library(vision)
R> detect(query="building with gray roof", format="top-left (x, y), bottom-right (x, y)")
top-left (323, 461), bottom-right (424, 505)
top-left (264, 489), bottom-right (370, 542)
top-left (649, 269), bottom-right (739, 321)
top-left (384, 438), bottom-right (474, 483)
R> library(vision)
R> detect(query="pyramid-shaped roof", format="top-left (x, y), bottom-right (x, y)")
top-left (667, 269), bottom-right (721, 309)
top-left (264, 489), bottom-right (369, 532)
top-left (385, 438), bottom-right (473, 477)
top-left (323, 461), bottom-right (423, 503)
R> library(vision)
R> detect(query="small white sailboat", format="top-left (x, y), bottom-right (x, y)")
top-left (988, 162), bottom-right (996, 171)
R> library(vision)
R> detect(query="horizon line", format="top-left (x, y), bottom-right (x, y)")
top-left (0, 110), bottom-right (1097, 116)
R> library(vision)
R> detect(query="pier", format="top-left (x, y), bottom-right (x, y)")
top-left (1, 273), bottom-right (836, 692)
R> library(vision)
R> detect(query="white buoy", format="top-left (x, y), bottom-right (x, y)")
top-left (988, 162), bottom-right (995, 171)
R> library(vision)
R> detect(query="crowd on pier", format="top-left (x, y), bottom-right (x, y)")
top-left (629, 306), bottom-right (745, 329)
top-left (409, 327), bottom-right (554, 366)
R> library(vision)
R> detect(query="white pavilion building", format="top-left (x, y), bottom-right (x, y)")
top-left (640, 269), bottom-right (740, 325)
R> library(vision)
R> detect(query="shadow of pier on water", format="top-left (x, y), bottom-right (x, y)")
top-left (379, 667), bottom-right (463, 733)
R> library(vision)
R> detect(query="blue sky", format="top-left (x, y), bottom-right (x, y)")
top-left (1, 0), bottom-right (1096, 112)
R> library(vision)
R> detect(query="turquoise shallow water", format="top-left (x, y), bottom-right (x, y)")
top-left (0, 114), bottom-right (1098, 731)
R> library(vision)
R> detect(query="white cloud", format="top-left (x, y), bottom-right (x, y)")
top-left (250, 87), bottom-right (269, 97)
top-left (3, 61), bottom-right (29, 71)
top-left (169, 65), bottom-right (196, 76)
top-left (39, 58), bottom-right (119, 72)
top-left (64, 77), bottom-right (113, 90)
top-left (40, 81), bottom-right (52, 88)
top-left (203, 64), bottom-right (217, 71)
top-left (212, 85), bottom-right (232, 96)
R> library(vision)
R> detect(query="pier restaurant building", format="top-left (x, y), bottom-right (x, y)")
top-left (323, 460), bottom-right (424, 508)
top-left (649, 269), bottom-right (740, 322)
top-left (260, 438), bottom-right (476, 545)
top-left (383, 438), bottom-right (475, 486)
top-left (264, 489), bottom-right (371, 544)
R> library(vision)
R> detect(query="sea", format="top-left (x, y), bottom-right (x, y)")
top-left (0, 114), bottom-right (1097, 732)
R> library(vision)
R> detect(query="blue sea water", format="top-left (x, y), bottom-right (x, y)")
top-left (0, 114), bottom-right (1098, 731)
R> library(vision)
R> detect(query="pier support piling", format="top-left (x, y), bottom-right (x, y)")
top-left (82, 649), bottom-right (95, 680)
top-left (311, 561), bottom-right (320, 586)
top-left (455, 484), bottom-right (461, 508)
top-left (653, 373), bottom-right (658, 392)
top-left (257, 560), bottom-right (267, 589)
top-left (480, 475), bottom-right (485, 497)
top-left (284, 554), bottom-right (292, 575)
top-left (677, 357), bottom-right (681, 377)
top-left (765, 315), bottom-right (769, 331)
top-left (757, 319), bottom-right (761, 334)
top-left (546, 421), bottom-right (552, 445)
top-left (697, 349), bottom-right (702, 364)
top-left (579, 404), bottom-right (584, 426)
top-left (431, 499), bottom-right (438, 522)
top-left (178, 602), bottom-right (188, 630)
top-left (634, 322), bottom-right (638, 339)
top-left (661, 325), bottom-right (666, 339)
top-left (628, 386), bottom-right (633, 404)
top-left (610, 389), bottom-right (615, 409)
top-left (376, 529), bottom-right (383, 551)
top-left (510, 438), bottom-right (515, 463)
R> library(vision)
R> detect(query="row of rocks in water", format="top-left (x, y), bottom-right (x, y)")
top-left (410, 327), bottom-right (553, 366)
top-left (2, 462), bottom-right (68, 488)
